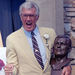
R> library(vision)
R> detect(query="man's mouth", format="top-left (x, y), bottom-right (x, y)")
top-left (26, 21), bottom-right (32, 26)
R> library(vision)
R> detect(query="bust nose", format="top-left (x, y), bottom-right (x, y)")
top-left (57, 43), bottom-right (61, 48)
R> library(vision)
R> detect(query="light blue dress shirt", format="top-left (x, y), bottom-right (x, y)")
top-left (23, 26), bottom-right (47, 65)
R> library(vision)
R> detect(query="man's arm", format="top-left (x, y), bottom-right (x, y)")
top-left (5, 37), bottom-right (19, 75)
top-left (61, 66), bottom-right (71, 75)
top-left (4, 64), bottom-right (14, 75)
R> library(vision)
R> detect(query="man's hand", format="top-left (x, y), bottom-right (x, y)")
top-left (61, 66), bottom-right (71, 75)
top-left (4, 64), bottom-right (14, 75)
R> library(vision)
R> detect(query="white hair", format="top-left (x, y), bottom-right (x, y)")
top-left (19, 1), bottom-right (40, 16)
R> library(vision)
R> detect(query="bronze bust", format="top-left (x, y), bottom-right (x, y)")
top-left (50, 35), bottom-right (74, 75)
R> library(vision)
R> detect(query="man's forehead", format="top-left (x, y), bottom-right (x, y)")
top-left (22, 7), bottom-right (36, 11)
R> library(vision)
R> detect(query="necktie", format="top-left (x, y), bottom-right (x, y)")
top-left (31, 32), bottom-right (44, 69)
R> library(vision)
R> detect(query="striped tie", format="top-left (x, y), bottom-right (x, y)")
top-left (31, 32), bottom-right (44, 69)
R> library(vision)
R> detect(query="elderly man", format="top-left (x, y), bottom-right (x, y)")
top-left (4, 1), bottom-right (71, 75)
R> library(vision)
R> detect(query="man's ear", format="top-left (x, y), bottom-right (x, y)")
top-left (36, 15), bottom-right (39, 21)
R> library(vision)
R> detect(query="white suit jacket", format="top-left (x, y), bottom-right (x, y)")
top-left (6, 27), bottom-right (56, 75)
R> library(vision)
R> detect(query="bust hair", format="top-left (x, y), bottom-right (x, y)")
top-left (55, 35), bottom-right (72, 50)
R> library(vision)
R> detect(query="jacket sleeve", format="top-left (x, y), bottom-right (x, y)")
top-left (49, 28), bottom-right (56, 47)
top-left (6, 36), bottom-right (19, 75)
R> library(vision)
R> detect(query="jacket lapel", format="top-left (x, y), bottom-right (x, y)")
top-left (39, 27), bottom-right (51, 70)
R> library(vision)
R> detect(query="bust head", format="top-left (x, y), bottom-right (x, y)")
top-left (50, 35), bottom-right (72, 70)
top-left (53, 35), bottom-right (72, 56)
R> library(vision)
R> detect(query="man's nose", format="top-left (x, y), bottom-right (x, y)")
top-left (27, 16), bottom-right (31, 20)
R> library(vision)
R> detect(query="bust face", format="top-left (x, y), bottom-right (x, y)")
top-left (54, 37), bottom-right (68, 56)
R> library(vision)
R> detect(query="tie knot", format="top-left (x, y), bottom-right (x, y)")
top-left (31, 31), bottom-right (35, 36)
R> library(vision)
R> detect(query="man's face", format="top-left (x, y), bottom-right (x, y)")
top-left (20, 7), bottom-right (39, 32)
top-left (54, 38), bottom-right (68, 56)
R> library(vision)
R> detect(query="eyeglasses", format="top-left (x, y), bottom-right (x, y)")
top-left (21, 14), bottom-right (37, 19)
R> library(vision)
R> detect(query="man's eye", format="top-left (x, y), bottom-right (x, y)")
top-left (23, 15), bottom-right (28, 17)
top-left (30, 15), bottom-right (34, 17)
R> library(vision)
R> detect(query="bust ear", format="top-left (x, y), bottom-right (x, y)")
top-left (66, 38), bottom-right (72, 52)
top-left (67, 46), bottom-right (72, 53)
top-left (51, 47), bottom-right (55, 58)
top-left (69, 46), bottom-right (72, 51)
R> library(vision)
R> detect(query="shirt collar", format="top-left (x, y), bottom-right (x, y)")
top-left (23, 26), bottom-right (39, 36)
top-left (32, 26), bottom-right (39, 36)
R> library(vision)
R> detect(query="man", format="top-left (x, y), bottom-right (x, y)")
top-left (4, 1), bottom-right (71, 75)
top-left (50, 35), bottom-right (74, 75)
